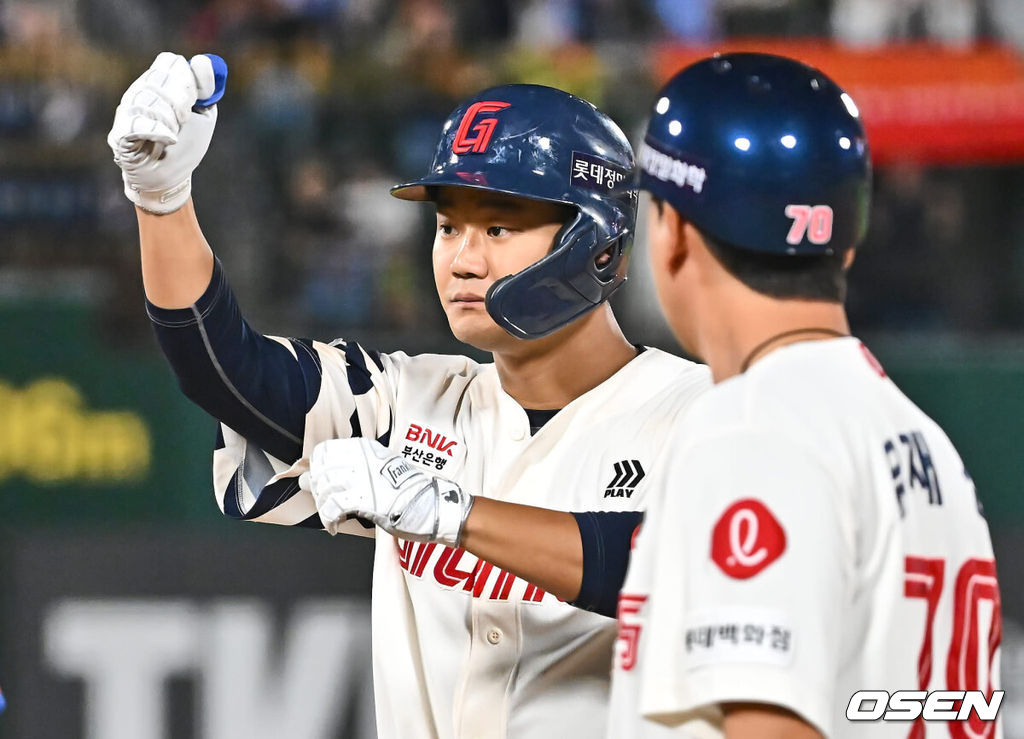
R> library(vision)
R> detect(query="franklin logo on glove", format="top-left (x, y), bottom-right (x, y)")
top-left (304, 438), bottom-right (474, 547)
top-left (383, 458), bottom-right (416, 489)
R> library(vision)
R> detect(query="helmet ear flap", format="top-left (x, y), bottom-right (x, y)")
top-left (484, 212), bottom-right (630, 340)
top-left (593, 233), bottom-right (627, 279)
top-left (564, 220), bottom-right (630, 304)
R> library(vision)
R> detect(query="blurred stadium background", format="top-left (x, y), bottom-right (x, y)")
top-left (1, 0), bottom-right (1023, 736)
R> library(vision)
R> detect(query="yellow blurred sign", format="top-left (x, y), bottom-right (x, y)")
top-left (0, 378), bottom-right (151, 484)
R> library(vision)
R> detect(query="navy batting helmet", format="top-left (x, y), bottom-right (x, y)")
top-left (637, 53), bottom-right (871, 256)
top-left (392, 84), bottom-right (638, 340)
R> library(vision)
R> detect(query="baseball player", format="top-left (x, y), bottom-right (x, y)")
top-left (107, 53), bottom-right (710, 738)
top-left (309, 52), bottom-right (1004, 739)
top-left (606, 53), bottom-right (1003, 737)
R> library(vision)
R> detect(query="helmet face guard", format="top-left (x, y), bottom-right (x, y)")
top-left (392, 84), bottom-right (638, 340)
top-left (637, 53), bottom-right (872, 257)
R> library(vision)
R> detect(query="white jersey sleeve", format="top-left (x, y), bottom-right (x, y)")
top-left (213, 341), bottom-right (476, 536)
top-left (637, 428), bottom-right (851, 735)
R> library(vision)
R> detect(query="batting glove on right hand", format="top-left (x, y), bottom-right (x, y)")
top-left (107, 52), bottom-right (222, 214)
top-left (301, 438), bottom-right (474, 546)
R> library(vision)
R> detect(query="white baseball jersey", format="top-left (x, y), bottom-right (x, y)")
top-left (610, 337), bottom-right (1001, 738)
top-left (214, 341), bottom-right (711, 738)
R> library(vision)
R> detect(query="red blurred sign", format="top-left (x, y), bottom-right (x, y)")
top-left (654, 41), bottom-right (1024, 166)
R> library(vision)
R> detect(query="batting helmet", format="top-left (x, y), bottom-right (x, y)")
top-left (637, 53), bottom-right (871, 256)
top-left (392, 84), bottom-right (638, 340)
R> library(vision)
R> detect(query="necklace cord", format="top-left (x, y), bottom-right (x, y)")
top-left (739, 327), bottom-right (848, 373)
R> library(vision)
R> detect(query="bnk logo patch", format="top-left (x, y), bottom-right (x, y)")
top-left (711, 498), bottom-right (786, 579)
top-left (452, 101), bottom-right (510, 155)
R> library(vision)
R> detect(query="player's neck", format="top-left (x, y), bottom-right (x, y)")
top-left (699, 291), bottom-right (850, 384)
top-left (493, 305), bottom-right (637, 410)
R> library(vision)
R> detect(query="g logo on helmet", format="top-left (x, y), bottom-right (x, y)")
top-left (452, 101), bottom-right (511, 155)
top-left (711, 498), bottom-right (786, 579)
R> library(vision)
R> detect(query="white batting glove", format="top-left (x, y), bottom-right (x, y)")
top-left (301, 438), bottom-right (474, 546)
top-left (107, 52), bottom-right (220, 214)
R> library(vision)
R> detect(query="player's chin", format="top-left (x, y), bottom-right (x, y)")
top-left (446, 311), bottom-right (507, 351)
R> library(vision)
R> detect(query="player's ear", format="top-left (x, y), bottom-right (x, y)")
top-left (663, 205), bottom-right (689, 277)
top-left (647, 197), bottom-right (691, 280)
top-left (843, 248), bottom-right (857, 270)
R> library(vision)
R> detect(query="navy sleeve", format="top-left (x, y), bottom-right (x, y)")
top-left (569, 510), bottom-right (645, 618)
top-left (146, 258), bottom-right (322, 463)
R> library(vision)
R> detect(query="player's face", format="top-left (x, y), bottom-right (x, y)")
top-left (432, 187), bottom-right (570, 351)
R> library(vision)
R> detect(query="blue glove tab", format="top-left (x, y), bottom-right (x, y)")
top-left (194, 53), bottom-right (228, 110)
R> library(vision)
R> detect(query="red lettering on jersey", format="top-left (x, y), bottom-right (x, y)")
top-left (859, 342), bottom-right (887, 378)
top-left (490, 569), bottom-right (515, 600)
top-left (523, 583), bottom-right (547, 602)
top-left (422, 429), bottom-right (457, 456)
top-left (905, 555), bottom-right (946, 739)
top-left (452, 101), bottom-right (510, 155)
top-left (947, 558), bottom-right (1001, 739)
top-left (902, 556), bottom-right (1001, 738)
top-left (469, 560), bottom-right (494, 597)
top-left (711, 498), bottom-right (787, 579)
top-left (404, 423), bottom-right (459, 456)
top-left (395, 539), bottom-right (548, 603)
top-left (412, 542), bottom-right (437, 577)
top-left (396, 539), bottom-right (414, 570)
top-left (435, 438), bottom-right (457, 455)
top-left (434, 546), bottom-right (476, 588)
top-left (616, 593), bottom-right (648, 671)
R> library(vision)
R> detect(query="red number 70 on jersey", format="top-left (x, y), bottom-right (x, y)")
top-left (904, 556), bottom-right (1001, 739)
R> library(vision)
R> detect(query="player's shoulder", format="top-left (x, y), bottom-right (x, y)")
top-left (633, 347), bottom-right (712, 390)
top-left (306, 338), bottom-right (491, 389)
top-left (743, 336), bottom-right (935, 432)
top-left (611, 347), bottom-right (712, 416)
top-left (683, 336), bottom-right (961, 467)
top-left (383, 350), bottom-right (496, 397)
top-left (674, 374), bottom-right (747, 438)
top-left (381, 348), bottom-right (487, 375)
top-left (638, 346), bottom-right (707, 373)
top-left (680, 337), bottom-right (883, 435)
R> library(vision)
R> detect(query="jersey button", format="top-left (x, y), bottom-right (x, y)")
top-left (510, 428), bottom-right (526, 441)
top-left (486, 628), bottom-right (503, 645)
